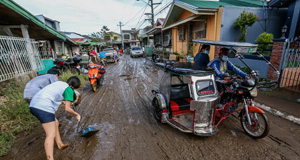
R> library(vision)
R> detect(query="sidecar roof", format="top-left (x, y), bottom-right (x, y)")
top-left (193, 40), bottom-right (258, 48)
top-left (156, 62), bottom-right (214, 76)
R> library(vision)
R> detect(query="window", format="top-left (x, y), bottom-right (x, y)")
top-left (124, 34), bottom-right (130, 40)
top-left (105, 36), bottom-right (111, 41)
top-left (196, 80), bottom-right (215, 96)
top-left (132, 47), bottom-right (141, 50)
top-left (163, 30), bottom-right (172, 47)
top-left (154, 34), bottom-right (161, 45)
top-left (193, 21), bottom-right (206, 39)
top-left (58, 47), bottom-right (62, 53)
top-left (114, 36), bottom-right (118, 40)
top-left (178, 25), bottom-right (185, 41)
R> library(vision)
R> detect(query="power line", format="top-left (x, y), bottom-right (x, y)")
top-left (135, 6), bottom-right (148, 28)
top-left (155, 1), bottom-right (172, 16)
top-left (137, 19), bottom-right (147, 30)
top-left (124, 4), bottom-right (148, 26)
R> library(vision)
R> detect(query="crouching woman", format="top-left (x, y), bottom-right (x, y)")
top-left (29, 76), bottom-right (81, 160)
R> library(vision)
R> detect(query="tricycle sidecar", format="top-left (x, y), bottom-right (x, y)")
top-left (152, 62), bottom-right (219, 136)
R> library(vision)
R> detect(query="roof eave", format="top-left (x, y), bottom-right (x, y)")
top-left (162, 2), bottom-right (175, 28)
top-left (0, 0), bottom-right (66, 41)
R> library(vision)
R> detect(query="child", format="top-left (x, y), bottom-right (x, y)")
top-left (29, 76), bottom-right (81, 160)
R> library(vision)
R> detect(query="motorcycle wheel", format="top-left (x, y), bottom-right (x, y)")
top-left (152, 98), bottom-right (161, 122)
top-left (99, 75), bottom-right (104, 86)
top-left (240, 111), bottom-right (270, 139)
top-left (91, 83), bottom-right (97, 92)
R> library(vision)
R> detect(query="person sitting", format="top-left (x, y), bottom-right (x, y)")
top-left (208, 48), bottom-right (249, 113)
top-left (23, 68), bottom-right (60, 104)
top-left (194, 44), bottom-right (210, 68)
top-left (207, 48), bottom-right (248, 80)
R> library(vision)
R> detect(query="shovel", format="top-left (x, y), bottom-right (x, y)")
top-left (73, 105), bottom-right (99, 138)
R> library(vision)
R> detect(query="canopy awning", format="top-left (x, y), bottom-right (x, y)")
top-left (0, 0), bottom-right (66, 41)
top-left (193, 40), bottom-right (258, 48)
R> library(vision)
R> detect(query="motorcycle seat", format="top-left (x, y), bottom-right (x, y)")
top-left (65, 62), bottom-right (75, 65)
top-left (170, 98), bottom-right (193, 111)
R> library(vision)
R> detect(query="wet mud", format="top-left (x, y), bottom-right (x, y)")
top-left (2, 55), bottom-right (300, 160)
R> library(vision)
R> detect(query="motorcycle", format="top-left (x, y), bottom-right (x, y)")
top-left (152, 40), bottom-right (278, 139)
top-left (53, 57), bottom-right (81, 75)
top-left (87, 64), bottom-right (105, 92)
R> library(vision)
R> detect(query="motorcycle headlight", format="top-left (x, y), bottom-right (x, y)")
top-left (249, 87), bottom-right (258, 97)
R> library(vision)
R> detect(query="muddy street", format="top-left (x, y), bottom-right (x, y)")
top-left (3, 55), bottom-right (300, 160)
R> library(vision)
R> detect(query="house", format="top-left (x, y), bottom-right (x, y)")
top-left (138, 26), bottom-right (154, 48)
top-left (163, 0), bottom-right (286, 59)
top-left (63, 32), bottom-right (92, 54)
top-left (0, 0), bottom-right (79, 80)
top-left (104, 31), bottom-right (122, 49)
top-left (122, 28), bottom-right (140, 49)
top-left (266, 0), bottom-right (300, 92)
top-left (268, 0), bottom-right (300, 40)
top-left (146, 18), bottom-right (172, 52)
top-left (35, 15), bottom-right (77, 57)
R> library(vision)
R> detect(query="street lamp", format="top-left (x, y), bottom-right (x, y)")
top-left (281, 25), bottom-right (288, 39)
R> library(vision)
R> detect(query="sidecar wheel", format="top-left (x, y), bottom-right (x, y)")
top-left (152, 98), bottom-right (161, 122)
top-left (240, 111), bottom-right (269, 139)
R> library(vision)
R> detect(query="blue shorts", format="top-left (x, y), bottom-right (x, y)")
top-left (30, 107), bottom-right (55, 124)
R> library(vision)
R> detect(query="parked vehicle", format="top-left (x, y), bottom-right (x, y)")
top-left (151, 40), bottom-right (278, 139)
top-left (103, 48), bottom-right (118, 63)
top-left (130, 47), bottom-right (143, 58)
top-left (53, 57), bottom-right (81, 75)
top-left (152, 50), bottom-right (159, 62)
top-left (87, 64), bottom-right (105, 92)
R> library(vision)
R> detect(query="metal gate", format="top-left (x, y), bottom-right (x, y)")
top-left (280, 41), bottom-right (300, 92)
top-left (0, 35), bottom-right (44, 82)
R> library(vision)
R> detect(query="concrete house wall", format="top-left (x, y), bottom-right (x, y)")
top-left (220, 6), bottom-right (287, 42)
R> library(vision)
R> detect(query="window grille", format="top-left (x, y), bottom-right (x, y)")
top-left (0, 36), bottom-right (44, 82)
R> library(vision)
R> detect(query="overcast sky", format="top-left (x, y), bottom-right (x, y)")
top-left (14, 0), bottom-right (171, 35)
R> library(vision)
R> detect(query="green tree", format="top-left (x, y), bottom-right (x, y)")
top-left (256, 32), bottom-right (274, 56)
top-left (234, 10), bottom-right (258, 42)
top-left (89, 32), bottom-right (102, 42)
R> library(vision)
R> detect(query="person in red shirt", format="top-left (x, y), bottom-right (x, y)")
top-left (91, 49), bottom-right (98, 63)
top-left (119, 48), bottom-right (122, 56)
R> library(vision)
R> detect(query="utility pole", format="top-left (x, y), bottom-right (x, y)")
top-left (137, 0), bottom-right (161, 26)
top-left (117, 21), bottom-right (124, 49)
top-left (150, 0), bottom-right (154, 26)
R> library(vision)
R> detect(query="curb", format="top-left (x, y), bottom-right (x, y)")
top-left (254, 102), bottom-right (300, 126)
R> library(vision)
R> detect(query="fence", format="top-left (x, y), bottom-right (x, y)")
top-left (280, 41), bottom-right (300, 92)
top-left (0, 36), bottom-right (44, 82)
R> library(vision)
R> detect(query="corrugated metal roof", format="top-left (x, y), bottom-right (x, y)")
top-left (178, 0), bottom-right (263, 9)
top-left (0, 0), bottom-right (66, 40)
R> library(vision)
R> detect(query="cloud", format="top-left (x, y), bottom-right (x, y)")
top-left (14, 0), bottom-right (170, 35)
